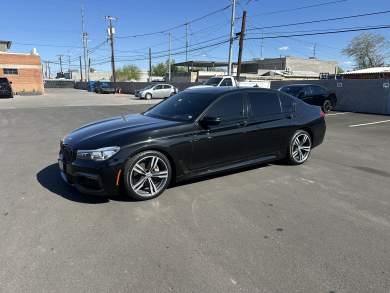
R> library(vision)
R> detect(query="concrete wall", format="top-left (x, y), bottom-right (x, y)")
top-left (286, 57), bottom-right (337, 74)
top-left (74, 81), bottom-right (202, 93)
top-left (271, 79), bottom-right (390, 115)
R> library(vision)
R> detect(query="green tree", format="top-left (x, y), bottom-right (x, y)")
top-left (336, 66), bottom-right (344, 74)
top-left (151, 59), bottom-right (187, 76)
top-left (116, 64), bottom-right (141, 81)
top-left (342, 33), bottom-right (389, 69)
top-left (151, 62), bottom-right (166, 76)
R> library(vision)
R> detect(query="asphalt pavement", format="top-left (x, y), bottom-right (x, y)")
top-left (0, 90), bottom-right (389, 292)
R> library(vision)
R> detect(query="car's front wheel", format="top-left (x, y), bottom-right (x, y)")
top-left (123, 151), bottom-right (172, 200)
top-left (287, 130), bottom-right (312, 165)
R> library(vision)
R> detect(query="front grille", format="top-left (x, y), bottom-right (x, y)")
top-left (61, 144), bottom-right (76, 162)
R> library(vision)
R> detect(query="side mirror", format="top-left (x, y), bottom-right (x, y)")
top-left (200, 116), bottom-right (221, 127)
top-left (9, 81), bottom-right (12, 84)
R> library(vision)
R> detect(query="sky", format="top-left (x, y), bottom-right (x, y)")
top-left (1, 0), bottom-right (390, 74)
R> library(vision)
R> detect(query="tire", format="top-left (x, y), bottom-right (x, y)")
top-left (322, 99), bottom-right (333, 113)
top-left (123, 150), bottom-right (172, 200)
top-left (286, 130), bottom-right (312, 165)
top-left (145, 93), bottom-right (152, 100)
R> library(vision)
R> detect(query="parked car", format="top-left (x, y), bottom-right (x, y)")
top-left (187, 75), bottom-right (270, 90)
top-left (279, 84), bottom-right (337, 112)
top-left (58, 87), bottom-right (326, 200)
top-left (94, 81), bottom-right (117, 94)
top-left (0, 78), bottom-right (13, 98)
top-left (135, 84), bottom-right (178, 99)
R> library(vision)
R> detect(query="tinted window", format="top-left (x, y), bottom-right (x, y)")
top-left (278, 92), bottom-right (294, 112)
top-left (279, 85), bottom-right (303, 97)
top-left (144, 92), bottom-right (218, 122)
top-left (248, 91), bottom-right (281, 118)
top-left (204, 77), bottom-right (222, 86)
top-left (163, 85), bottom-right (171, 89)
top-left (220, 78), bottom-right (233, 86)
top-left (310, 85), bottom-right (327, 95)
top-left (154, 85), bottom-right (163, 90)
top-left (206, 93), bottom-right (244, 123)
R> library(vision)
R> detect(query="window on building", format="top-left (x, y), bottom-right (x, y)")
top-left (3, 68), bottom-right (18, 75)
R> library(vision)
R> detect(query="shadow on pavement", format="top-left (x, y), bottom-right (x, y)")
top-left (36, 164), bottom-right (109, 204)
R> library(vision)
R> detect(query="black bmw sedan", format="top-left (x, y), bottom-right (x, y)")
top-left (59, 87), bottom-right (326, 200)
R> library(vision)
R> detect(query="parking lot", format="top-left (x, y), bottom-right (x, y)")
top-left (0, 89), bottom-right (389, 292)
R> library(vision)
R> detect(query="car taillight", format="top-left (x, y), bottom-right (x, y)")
top-left (320, 110), bottom-right (326, 118)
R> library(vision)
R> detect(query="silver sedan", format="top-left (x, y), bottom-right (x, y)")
top-left (135, 84), bottom-right (178, 99)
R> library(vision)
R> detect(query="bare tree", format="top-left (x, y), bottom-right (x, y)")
top-left (342, 33), bottom-right (389, 69)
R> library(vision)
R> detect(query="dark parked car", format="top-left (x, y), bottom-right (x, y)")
top-left (94, 81), bottom-right (117, 94)
top-left (279, 84), bottom-right (337, 112)
top-left (58, 87), bottom-right (326, 200)
top-left (0, 78), bottom-right (13, 98)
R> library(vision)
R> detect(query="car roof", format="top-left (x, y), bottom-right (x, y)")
top-left (184, 86), bottom-right (277, 95)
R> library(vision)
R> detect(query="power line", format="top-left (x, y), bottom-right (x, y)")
top-left (116, 4), bottom-right (232, 39)
top-left (247, 9), bottom-right (390, 31)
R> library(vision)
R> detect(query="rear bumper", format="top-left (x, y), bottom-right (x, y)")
top-left (311, 118), bottom-right (326, 148)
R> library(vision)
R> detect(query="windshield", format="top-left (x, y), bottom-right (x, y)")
top-left (280, 86), bottom-right (304, 96)
top-left (204, 77), bottom-right (222, 86)
top-left (144, 91), bottom-right (218, 122)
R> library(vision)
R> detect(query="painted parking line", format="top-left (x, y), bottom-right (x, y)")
top-left (327, 112), bottom-right (350, 116)
top-left (349, 119), bottom-right (390, 128)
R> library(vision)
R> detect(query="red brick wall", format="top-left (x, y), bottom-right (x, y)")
top-left (0, 53), bottom-right (44, 94)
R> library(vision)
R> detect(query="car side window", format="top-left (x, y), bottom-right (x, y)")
top-left (154, 85), bottom-right (163, 90)
top-left (205, 93), bottom-right (244, 124)
top-left (304, 87), bottom-right (312, 96)
top-left (248, 91), bottom-right (282, 119)
top-left (311, 85), bottom-right (327, 95)
top-left (278, 92), bottom-right (294, 113)
top-left (164, 85), bottom-right (172, 89)
top-left (220, 78), bottom-right (233, 86)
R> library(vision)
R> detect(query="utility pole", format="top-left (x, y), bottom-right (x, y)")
top-left (260, 29), bottom-right (264, 60)
top-left (79, 56), bottom-right (83, 82)
top-left (185, 22), bottom-right (189, 62)
top-left (168, 32), bottom-right (172, 82)
top-left (88, 58), bottom-right (91, 78)
top-left (149, 48), bottom-right (152, 82)
top-left (44, 61), bottom-right (48, 79)
top-left (58, 55), bottom-right (64, 73)
top-left (313, 43), bottom-right (317, 58)
top-left (48, 62), bottom-right (51, 79)
top-left (236, 10), bottom-right (247, 80)
top-left (228, 0), bottom-right (236, 75)
top-left (81, 5), bottom-right (88, 82)
top-left (105, 16), bottom-right (118, 84)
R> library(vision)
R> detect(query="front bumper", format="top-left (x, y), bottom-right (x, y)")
top-left (58, 153), bottom-right (122, 196)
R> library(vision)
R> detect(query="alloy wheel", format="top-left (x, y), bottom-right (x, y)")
top-left (291, 133), bottom-right (311, 164)
top-left (323, 100), bottom-right (333, 112)
top-left (128, 155), bottom-right (169, 198)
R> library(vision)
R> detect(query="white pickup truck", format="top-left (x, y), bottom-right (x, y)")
top-left (187, 76), bottom-right (270, 90)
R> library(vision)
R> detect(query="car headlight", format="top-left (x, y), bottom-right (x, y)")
top-left (76, 146), bottom-right (120, 161)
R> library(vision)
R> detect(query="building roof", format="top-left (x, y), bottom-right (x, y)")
top-left (342, 67), bottom-right (390, 75)
top-left (173, 60), bottom-right (229, 67)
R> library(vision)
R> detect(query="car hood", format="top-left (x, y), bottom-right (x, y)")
top-left (62, 114), bottom-right (180, 149)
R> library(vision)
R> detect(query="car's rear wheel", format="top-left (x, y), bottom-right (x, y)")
top-left (287, 130), bottom-right (312, 165)
top-left (322, 99), bottom-right (333, 113)
top-left (145, 93), bottom-right (152, 100)
top-left (123, 151), bottom-right (172, 200)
